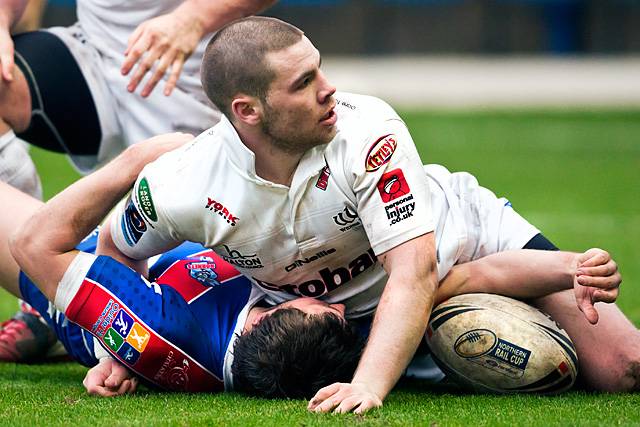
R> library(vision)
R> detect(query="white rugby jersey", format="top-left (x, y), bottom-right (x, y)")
top-left (111, 92), bottom-right (435, 316)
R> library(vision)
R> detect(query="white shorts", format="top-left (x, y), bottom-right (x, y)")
top-left (425, 164), bottom-right (540, 281)
top-left (46, 24), bottom-right (220, 173)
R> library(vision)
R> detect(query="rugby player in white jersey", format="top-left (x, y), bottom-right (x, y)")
top-left (0, 0), bottom-right (275, 362)
top-left (100, 17), bottom-right (640, 413)
top-left (4, 135), bottom-right (620, 398)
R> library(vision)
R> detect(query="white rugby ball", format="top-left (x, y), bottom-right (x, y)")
top-left (426, 293), bottom-right (578, 394)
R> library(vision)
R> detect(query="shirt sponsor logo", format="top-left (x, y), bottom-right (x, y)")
top-left (285, 248), bottom-right (337, 272)
top-left (377, 168), bottom-right (411, 203)
top-left (332, 206), bottom-right (361, 232)
top-left (365, 134), bottom-right (397, 172)
top-left (205, 197), bottom-right (239, 226)
top-left (154, 351), bottom-right (190, 390)
top-left (121, 200), bottom-right (148, 246)
top-left (92, 299), bottom-right (120, 337)
top-left (185, 256), bottom-right (221, 287)
top-left (137, 177), bottom-right (158, 222)
top-left (220, 245), bottom-right (263, 269)
top-left (385, 194), bottom-right (415, 225)
top-left (315, 165), bottom-right (331, 191)
top-left (254, 248), bottom-right (377, 297)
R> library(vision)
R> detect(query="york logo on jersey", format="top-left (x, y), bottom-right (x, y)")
top-left (205, 198), bottom-right (239, 226)
top-left (366, 134), bottom-right (397, 172)
top-left (220, 245), bottom-right (263, 269)
top-left (121, 200), bottom-right (148, 246)
top-left (333, 206), bottom-right (361, 232)
top-left (315, 165), bottom-right (331, 191)
top-left (285, 248), bottom-right (337, 272)
top-left (254, 248), bottom-right (377, 297)
top-left (137, 177), bottom-right (158, 222)
top-left (377, 169), bottom-right (411, 203)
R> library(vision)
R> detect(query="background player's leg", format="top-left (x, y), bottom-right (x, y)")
top-left (533, 289), bottom-right (640, 392)
top-left (0, 181), bottom-right (41, 296)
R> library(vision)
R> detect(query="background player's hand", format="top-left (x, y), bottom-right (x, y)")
top-left (573, 248), bottom-right (621, 324)
top-left (83, 357), bottom-right (139, 397)
top-left (121, 8), bottom-right (204, 98)
top-left (129, 132), bottom-right (194, 164)
top-left (0, 24), bottom-right (15, 82)
top-left (308, 382), bottom-right (383, 415)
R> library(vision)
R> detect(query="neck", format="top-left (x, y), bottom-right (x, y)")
top-left (235, 125), bottom-right (304, 186)
top-left (243, 306), bottom-right (270, 332)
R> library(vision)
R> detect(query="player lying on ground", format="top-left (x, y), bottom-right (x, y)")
top-left (98, 17), bottom-right (639, 413)
top-left (4, 135), bottom-right (619, 397)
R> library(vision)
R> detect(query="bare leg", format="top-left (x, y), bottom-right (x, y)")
top-left (533, 289), bottom-right (640, 391)
top-left (0, 181), bottom-right (42, 297)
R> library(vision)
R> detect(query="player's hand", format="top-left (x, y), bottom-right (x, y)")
top-left (128, 132), bottom-right (194, 164)
top-left (83, 357), bottom-right (139, 397)
top-left (0, 25), bottom-right (15, 82)
top-left (121, 9), bottom-right (204, 98)
top-left (573, 248), bottom-right (621, 325)
top-left (307, 382), bottom-right (383, 415)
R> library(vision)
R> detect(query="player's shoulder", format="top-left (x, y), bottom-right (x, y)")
top-left (334, 91), bottom-right (401, 122)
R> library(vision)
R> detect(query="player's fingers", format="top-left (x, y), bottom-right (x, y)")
top-left (121, 34), bottom-right (152, 76)
top-left (577, 249), bottom-right (610, 268)
top-left (163, 53), bottom-right (184, 96)
top-left (128, 377), bottom-right (139, 394)
top-left (308, 383), bottom-right (341, 410)
top-left (0, 54), bottom-right (14, 81)
top-left (125, 24), bottom-right (146, 56)
top-left (353, 398), bottom-right (381, 415)
top-left (333, 396), bottom-right (363, 414)
top-left (577, 274), bottom-right (620, 289)
top-left (593, 288), bottom-right (619, 304)
top-left (141, 50), bottom-right (176, 97)
top-left (577, 261), bottom-right (618, 278)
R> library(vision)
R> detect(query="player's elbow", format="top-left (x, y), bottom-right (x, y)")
top-left (9, 223), bottom-right (42, 274)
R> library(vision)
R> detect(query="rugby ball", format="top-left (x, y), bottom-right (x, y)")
top-left (426, 293), bottom-right (578, 394)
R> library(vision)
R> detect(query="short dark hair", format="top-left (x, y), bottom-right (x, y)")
top-left (231, 308), bottom-right (364, 399)
top-left (202, 16), bottom-right (304, 118)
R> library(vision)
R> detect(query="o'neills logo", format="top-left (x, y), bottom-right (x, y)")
top-left (365, 134), bottom-right (397, 172)
top-left (254, 248), bottom-right (377, 297)
top-left (285, 248), bottom-right (336, 272)
top-left (205, 198), bottom-right (239, 226)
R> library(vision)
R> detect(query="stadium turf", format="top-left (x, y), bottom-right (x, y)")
top-left (1, 110), bottom-right (639, 426)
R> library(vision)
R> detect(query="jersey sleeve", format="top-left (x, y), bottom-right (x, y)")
top-left (110, 162), bottom-right (182, 260)
top-left (351, 119), bottom-right (434, 255)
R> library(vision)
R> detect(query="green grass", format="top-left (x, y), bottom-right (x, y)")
top-left (1, 110), bottom-right (639, 426)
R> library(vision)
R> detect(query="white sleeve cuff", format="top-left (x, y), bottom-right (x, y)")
top-left (54, 251), bottom-right (98, 312)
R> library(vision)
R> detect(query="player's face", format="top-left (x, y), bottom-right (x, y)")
top-left (260, 37), bottom-right (337, 153)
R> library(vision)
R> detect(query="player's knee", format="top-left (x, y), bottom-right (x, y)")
top-left (585, 351), bottom-right (640, 392)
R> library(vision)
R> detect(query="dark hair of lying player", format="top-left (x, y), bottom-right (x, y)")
top-left (232, 308), bottom-right (364, 399)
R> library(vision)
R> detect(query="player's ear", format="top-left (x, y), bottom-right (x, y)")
top-left (230, 95), bottom-right (262, 126)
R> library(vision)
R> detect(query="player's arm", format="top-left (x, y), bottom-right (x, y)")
top-left (310, 232), bottom-right (438, 414)
top-left (437, 248), bottom-right (621, 324)
top-left (0, 0), bottom-right (28, 80)
top-left (122, 0), bottom-right (277, 97)
top-left (9, 133), bottom-right (192, 301)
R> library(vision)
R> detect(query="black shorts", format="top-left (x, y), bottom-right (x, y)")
top-left (13, 30), bottom-right (101, 156)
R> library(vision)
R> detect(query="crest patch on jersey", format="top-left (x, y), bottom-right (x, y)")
top-left (137, 177), bottom-right (158, 222)
top-left (185, 257), bottom-right (221, 287)
top-left (366, 134), bottom-right (397, 172)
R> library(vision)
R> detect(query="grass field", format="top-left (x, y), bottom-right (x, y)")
top-left (1, 110), bottom-right (639, 426)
